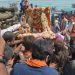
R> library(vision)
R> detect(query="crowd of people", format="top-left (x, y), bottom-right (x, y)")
top-left (0, 0), bottom-right (75, 75)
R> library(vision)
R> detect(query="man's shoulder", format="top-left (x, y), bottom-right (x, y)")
top-left (13, 63), bottom-right (59, 75)
top-left (38, 66), bottom-right (59, 75)
top-left (14, 63), bottom-right (27, 68)
top-left (47, 67), bottom-right (59, 75)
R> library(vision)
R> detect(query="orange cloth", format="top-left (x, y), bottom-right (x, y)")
top-left (18, 26), bottom-right (24, 33)
top-left (26, 59), bottom-right (47, 67)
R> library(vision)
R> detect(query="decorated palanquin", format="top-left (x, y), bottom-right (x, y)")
top-left (25, 7), bottom-right (50, 32)
top-left (25, 7), bottom-right (55, 39)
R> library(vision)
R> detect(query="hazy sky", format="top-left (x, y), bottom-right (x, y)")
top-left (28, 0), bottom-right (75, 9)
top-left (0, 0), bottom-right (75, 10)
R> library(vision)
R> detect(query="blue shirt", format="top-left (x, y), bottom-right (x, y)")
top-left (11, 63), bottom-right (59, 75)
top-left (20, 0), bottom-right (24, 7)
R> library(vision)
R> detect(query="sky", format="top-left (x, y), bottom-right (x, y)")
top-left (0, 0), bottom-right (75, 10)
top-left (28, 0), bottom-right (75, 10)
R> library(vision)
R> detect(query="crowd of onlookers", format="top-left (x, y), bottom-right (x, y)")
top-left (0, 0), bottom-right (75, 75)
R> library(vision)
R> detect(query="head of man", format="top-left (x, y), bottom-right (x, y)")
top-left (3, 31), bottom-right (14, 43)
top-left (24, 0), bottom-right (29, 7)
top-left (22, 35), bottom-right (35, 60)
top-left (32, 38), bottom-right (53, 65)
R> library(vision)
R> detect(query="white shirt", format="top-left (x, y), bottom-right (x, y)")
top-left (1, 23), bottom-right (21, 36)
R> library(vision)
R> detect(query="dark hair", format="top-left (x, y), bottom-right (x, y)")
top-left (23, 36), bottom-right (35, 51)
top-left (70, 37), bottom-right (74, 46)
top-left (32, 45), bottom-right (47, 60)
top-left (70, 37), bottom-right (75, 59)
top-left (4, 44), bottom-right (13, 62)
top-left (54, 42), bottom-right (64, 55)
top-left (32, 39), bottom-right (53, 61)
top-left (54, 42), bottom-right (69, 67)
top-left (3, 31), bottom-right (14, 42)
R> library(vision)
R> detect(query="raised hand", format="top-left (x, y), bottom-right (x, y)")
top-left (0, 28), bottom-right (5, 55)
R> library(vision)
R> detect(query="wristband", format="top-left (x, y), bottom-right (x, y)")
top-left (0, 59), bottom-right (6, 64)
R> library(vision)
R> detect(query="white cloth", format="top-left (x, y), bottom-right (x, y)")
top-left (1, 23), bottom-right (21, 36)
top-left (64, 18), bottom-right (69, 29)
top-left (55, 20), bottom-right (60, 28)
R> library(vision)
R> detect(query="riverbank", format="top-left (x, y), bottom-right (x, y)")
top-left (0, 7), bottom-right (19, 29)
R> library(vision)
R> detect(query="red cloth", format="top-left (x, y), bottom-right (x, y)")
top-left (70, 24), bottom-right (75, 37)
top-left (70, 16), bottom-right (75, 21)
